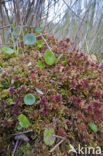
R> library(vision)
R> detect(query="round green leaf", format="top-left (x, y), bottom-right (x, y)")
top-left (24, 94), bottom-right (35, 105)
top-left (37, 61), bottom-right (44, 68)
top-left (44, 50), bottom-right (55, 65)
top-left (43, 128), bottom-right (56, 146)
top-left (18, 114), bottom-right (30, 128)
top-left (89, 122), bottom-right (98, 133)
top-left (23, 33), bottom-right (36, 45)
top-left (34, 26), bottom-right (42, 33)
top-left (2, 47), bottom-right (14, 54)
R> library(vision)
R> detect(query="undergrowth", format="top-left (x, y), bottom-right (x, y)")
top-left (0, 33), bottom-right (103, 156)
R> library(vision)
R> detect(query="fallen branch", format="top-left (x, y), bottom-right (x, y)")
top-left (11, 140), bottom-right (19, 156)
top-left (11, 134), bottom-right (29, 156)
top-left (10, 130), bottom-right (33, 136)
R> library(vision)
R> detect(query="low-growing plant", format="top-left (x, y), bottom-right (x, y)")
top-left (44, 49), bottom-right (55, 65)
top-left (0, 33), bottom-right (103, 155)
top-left (23, 33), bottom-right (37, 45)
top-left (24, 94), bottom-right (36, 105)
top-left (18, 114), bottom-right (30, 129)
top-left (43, 128), bottom-right (56, 146)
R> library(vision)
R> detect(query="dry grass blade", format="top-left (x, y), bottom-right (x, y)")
top-left (49, 138), bottom-right (65, 153)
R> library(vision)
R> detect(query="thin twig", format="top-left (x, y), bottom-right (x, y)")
top-left (71, 0), bottom-right (79, 8)
top-left (72, 2), bottom-right (93, 51)
top-left (40, 33), bottom-right (52, 51)
top-left (0, 25), bottom-right (10, 29)
top-left (11, 140), bottom-right (19, 156)
top-left (10, 130), bottom-right (33, 136)
top-left (53, 134), bottom-right (66, 140)
top-left (20, 12), bottom-right (24, 54)
top-left (62, 0), bottom-right (87, 23)
top-left (0, 25), bottom-right (37, 30)
top-left (49, 139), bottom-right (65, 153)
top-left (0, 43), bottom-right (12, 45)
top-left (16, 40), bottom-right (19, 55)
top-left (10, 26), bottom-right (16, 51)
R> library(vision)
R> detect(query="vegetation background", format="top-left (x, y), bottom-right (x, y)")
top-left (0, 1), bottom-right (103, 155)
top-left (0, 0), bottom-right (103, 58)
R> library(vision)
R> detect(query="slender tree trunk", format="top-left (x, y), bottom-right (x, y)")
top-left (0, 5), bottom-right (5, 43)
top-left (13, 0), bottom-right (20, 25)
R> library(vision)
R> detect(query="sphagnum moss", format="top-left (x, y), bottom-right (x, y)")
top-left (0, 34), bottom-right (103, 156)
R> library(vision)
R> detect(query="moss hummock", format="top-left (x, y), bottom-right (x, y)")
top-left (0, 34), bottom-right (103, 155)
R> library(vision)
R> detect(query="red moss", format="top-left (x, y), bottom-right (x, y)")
top-left (57, 128), bottom-right (67, 137)
top-left (55, 95), bottom-right (62, 102)
top-left (94, 90), bottom-right (102, 99)
top-left (0, 34), bottom-right (103, 155)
